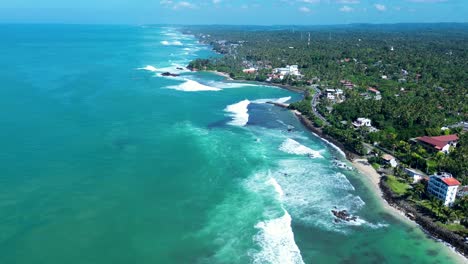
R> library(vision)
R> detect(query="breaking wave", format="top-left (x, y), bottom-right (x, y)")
top-left (160, 40), bottom-right (183, 46)
top-left (225, 100), bottom-right (250, 127)
top-left (279, 138), bottom-right (323, 158)
top-left (252, 209), bottom-right (305, 264)
top-left (167, 79), bottom-right (221, 92)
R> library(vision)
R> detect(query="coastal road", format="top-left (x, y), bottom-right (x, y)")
top-left (311, 87), bottom-right (330, 125)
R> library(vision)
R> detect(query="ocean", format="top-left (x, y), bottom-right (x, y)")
top-left (0, 24), bottom-right (462, 264)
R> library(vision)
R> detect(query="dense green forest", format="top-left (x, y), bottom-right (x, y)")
top-left (183, 24), bottom-right (467, 185)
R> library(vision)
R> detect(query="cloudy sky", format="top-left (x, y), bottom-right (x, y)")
top-left (0, 0), bottom-right (466, 25)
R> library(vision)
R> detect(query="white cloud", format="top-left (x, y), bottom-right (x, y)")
top-left (160, 1), bottom-right (196, 9)
top-left (339, 5), bottom-right (354, 12)
top-left (299, 6), bottom-right (311, 12)
top-left (212, 0), bottom-right (221, 4)
top-left (299, 0), bottom-right (320, 3)
top-left (174, 1), bottom-right (196, 9)
top-left (406, 0), bottom-right (447, 2)
top-left (336, 0), bottom-right (360, 3)
top-left (374, 4), bottom-right (386, 11)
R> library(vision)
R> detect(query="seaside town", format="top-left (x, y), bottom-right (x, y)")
top-left (185, 25), bottom-right (468, 255)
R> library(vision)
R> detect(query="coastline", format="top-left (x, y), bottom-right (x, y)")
top-left (294, 106), bottom-right (468, 262)
top-left (207, 70), bottom-right (234, 80)
top-left (209, 68), bottom-right (467, 263)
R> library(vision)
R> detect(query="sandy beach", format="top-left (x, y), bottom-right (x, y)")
top-left (351, 158), bottom-right (467, 263)
top-left (208, 70), bottom-right (234, 80)
top-left (351, 159), bottom-right (410, 221)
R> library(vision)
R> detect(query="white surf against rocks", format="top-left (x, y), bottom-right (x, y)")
top-left (279, 138), bottom-right (323, 158)
top-left (225, 100), bottom-right (251, 127)
top-left (138, 65), bottom-right (158, 72)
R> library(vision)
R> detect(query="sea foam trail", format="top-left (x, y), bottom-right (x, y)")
top-left (279, 138), bottom-right (323, 158)
top-left (252, 209), bottom-right (305, 264)
top-left (138, 65), bottom-right (158, 72)
top-left (225, 100), bottom-right (251, 127)
top-left (167, 79), bottom-right (221, 92)
top-left (251, 177), bottom-right (304, 264)
top-left (160, 40), bottom-right (183, 46)
top-left (252, 96), bottom-right (292, 104)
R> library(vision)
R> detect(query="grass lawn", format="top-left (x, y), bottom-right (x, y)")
top-left (385, 175), bottom-right (410, 196)
top-left (437, 223), bottom-right (468, 236)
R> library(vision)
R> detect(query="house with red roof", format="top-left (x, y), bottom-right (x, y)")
top-left (367, 87), bottom-right (382, 100)
top-left (417, 134), bottom-right (459, 154)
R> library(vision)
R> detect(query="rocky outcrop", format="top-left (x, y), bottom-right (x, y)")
top-left (380, 177), bottom-right (468, 257)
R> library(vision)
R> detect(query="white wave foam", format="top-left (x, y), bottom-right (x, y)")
top-left (318, 137), bottom-right (346, 157)
top-left (167, 79), bottom-right (221, 92)
top-left (138, 65), bottom-right (158, 72)
top-left (269, 159), bottom-right (366, 233)
top-left (267, 177), bottom-right (284, 199)
top-left (212, 82), bottom-right (262, 89)
top-left (160, 40), bottom-right (183, 46)
top-left (252, 209), bottom-right (305, 264)
top-left (279, 138), bottom-right (323, 158)
top-left (225, 100), bottom-right (250, 127)
top-left (252, 96), bottom-right (292, 104)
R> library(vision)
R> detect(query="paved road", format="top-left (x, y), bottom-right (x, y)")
top-left (310, 87), bottom-right (330, 125)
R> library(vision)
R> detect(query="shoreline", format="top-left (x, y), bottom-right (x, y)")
top-left (208, 68), bottom-right (467, 262)
top-left (207, 70), bottom-right (234, 80)
top-left (295, 110), bottom-right (468, 262)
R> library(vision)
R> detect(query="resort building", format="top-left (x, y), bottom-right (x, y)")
top-left (427, 172), bottom-right (461, 206)
top-left (382, 154), bottom-right (398, 168)
top-left (404, 168), bottom-right (426, 183)
top-left (416, 134), bottom-right (459, 154)
top-left (274, 65), bottom-right (301, 78)
top-left (353, 118), bottom-right (372, 127)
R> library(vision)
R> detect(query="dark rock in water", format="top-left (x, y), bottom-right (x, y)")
top-left (176, 67), bottom-right (184, 70)
top-left (161, 72), bottom-right (180, 77)
top-left (331, 209), bottom-right (358, 222)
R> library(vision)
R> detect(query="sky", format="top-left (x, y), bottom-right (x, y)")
top-left (0, 0), bottom-right (466, 25)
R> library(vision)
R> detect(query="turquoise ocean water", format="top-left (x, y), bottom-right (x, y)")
top-left (0, 25), bottom-right (463, 264)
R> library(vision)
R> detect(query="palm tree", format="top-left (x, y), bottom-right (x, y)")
top-left (429, 197), bottom-right (444, 219)
top-left (411, 183), bottom-right (425, 200)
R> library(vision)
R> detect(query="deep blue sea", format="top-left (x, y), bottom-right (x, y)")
top-left (0, 25), bottom-right (463, 264)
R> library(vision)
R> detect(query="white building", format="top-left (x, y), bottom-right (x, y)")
top-left (404, 168), bottom-right (426, 183)
top-left (427, 172), bottom-right (461, 206)
top-left (353, 118), bottom-right (372, 127)
top-left (382, 154), bottom-right (398, 168)
top-left (274, 65), bottom-right (301, 77)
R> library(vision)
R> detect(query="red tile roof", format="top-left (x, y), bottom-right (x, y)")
top-left (442, 177), bottom-right (461, 186)
top-left (368, 87), bottom-right (380, 93)
top-left (417, 134), bottom-right (458, 150)
top-left (431, 135), bottom-right (459, 142)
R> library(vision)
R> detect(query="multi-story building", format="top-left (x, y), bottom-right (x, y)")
top-left (427, 172), bottom-right (460, 206)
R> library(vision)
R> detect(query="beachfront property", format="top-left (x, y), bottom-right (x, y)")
top-left (353, 118), bottom-right (372, 128)
top-left (382, 154), bottom-right (398, 168)
top-left (273, 65), bottom-right (301, 80)
top-left (427, 172), bottom-right (461, 206)
top-left (404, 167), bottom-right (426, 183)
top-left (242, 68), bottom-right (257, 74)
top-left (416, 134), bottom-right (459, 154)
